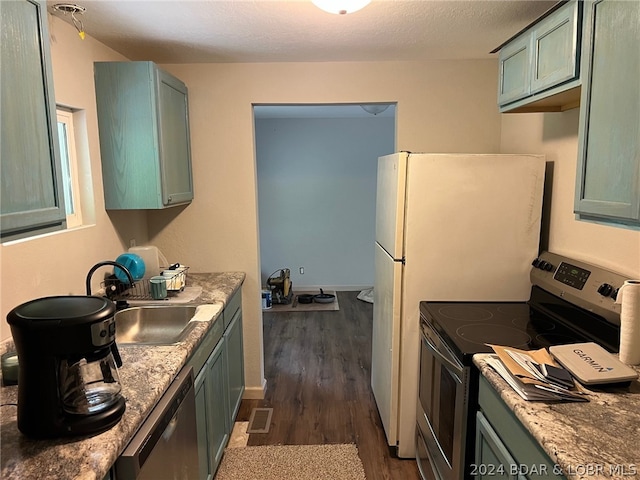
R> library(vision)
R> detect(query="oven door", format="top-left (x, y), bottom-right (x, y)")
top-left (417, 316), bottom-right (469, 480)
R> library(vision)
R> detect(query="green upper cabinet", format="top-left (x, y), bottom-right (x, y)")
top-left (574, 0), bottom-right (640, 228)
top-left (1, 0), bottom-right (66, 239)
top-left (497, 34), bottom-right (531, 106)
top-left (497, 0), bottom-right (582, 113)
top-left (94, 62), bottom-right (194, 210)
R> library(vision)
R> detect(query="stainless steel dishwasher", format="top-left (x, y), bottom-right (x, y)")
top-left (116, 367), bottom-right (199, 480)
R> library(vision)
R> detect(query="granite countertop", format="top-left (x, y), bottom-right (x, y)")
top-left (0, 272), bottom-right (245, 480)
top-left (474, 354), bottom-right (640, 480)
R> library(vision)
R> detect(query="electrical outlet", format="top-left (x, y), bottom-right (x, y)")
top-left (129, 238), bottom-right (136, 247)
top-left (299, 267), bottom-right (304, 275)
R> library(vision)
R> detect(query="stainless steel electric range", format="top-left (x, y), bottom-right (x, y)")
top-left (416, 251), bottom-right (627, 480)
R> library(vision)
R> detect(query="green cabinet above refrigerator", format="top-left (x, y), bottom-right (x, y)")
top-left (496, 0), bottom-right (583, 113)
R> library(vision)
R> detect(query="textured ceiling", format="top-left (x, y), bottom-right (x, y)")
top-left (47, 0), bottom-right (557, 64)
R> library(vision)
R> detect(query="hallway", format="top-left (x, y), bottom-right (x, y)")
top-left (237, 291), bottom-right (420, 480)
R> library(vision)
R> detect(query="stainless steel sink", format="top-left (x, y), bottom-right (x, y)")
top-left (115, 305), bottom-right (198, 345)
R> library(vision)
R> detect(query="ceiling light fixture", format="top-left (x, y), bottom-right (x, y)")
top-left (52, 3), bottom-right (86, 40)
top-left (312, 0), bottom-right (371, 15)
top-left (361, 104), bottom-right (390, 115)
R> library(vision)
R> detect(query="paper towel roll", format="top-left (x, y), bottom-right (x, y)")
top-left (616, 280), bottom-right (640, 365)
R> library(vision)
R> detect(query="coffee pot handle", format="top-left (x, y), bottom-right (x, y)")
top-left (111, 343), bottom-right (123, 368)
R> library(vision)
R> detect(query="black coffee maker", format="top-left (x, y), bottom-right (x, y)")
top-left (7, 296), bottom-right (126, 438)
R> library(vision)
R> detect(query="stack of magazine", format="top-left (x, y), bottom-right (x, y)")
top-left (485, 345), bottom-right (589, 402)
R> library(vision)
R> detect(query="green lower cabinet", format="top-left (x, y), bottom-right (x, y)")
top-left (477, 376), bottom-right (565, 480)
top-left (190, 293), bottom-right (245, 480)
top-left (207, 340), bottom-right (229, 473)
top-left (475, 412), bottom-right (523, 480)
top-left (194, 338), bottom-right (229, 480)
top-left (225, 308), bottom-right (245, 425)
top-left (195, 367), bottom-right (214, 480)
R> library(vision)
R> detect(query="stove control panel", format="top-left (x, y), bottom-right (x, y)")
top-left (531, 251), bottom-right (631, 325)
top-left (553, 262), bottom-right (591, 290)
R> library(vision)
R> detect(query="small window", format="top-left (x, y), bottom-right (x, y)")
top-left (56, 108), bottom-right (83, 228)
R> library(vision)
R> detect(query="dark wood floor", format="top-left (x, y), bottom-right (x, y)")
top-left (237, 291), bottom-right (420, 480)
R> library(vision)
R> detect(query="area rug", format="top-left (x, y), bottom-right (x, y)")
top-left (215, 444), bottom-right (366, 480)
top-left (263, 290), bottom-right (339, 313)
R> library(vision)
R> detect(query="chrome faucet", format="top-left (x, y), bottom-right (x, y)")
top-left (85, 261), bottom-right (134, 296)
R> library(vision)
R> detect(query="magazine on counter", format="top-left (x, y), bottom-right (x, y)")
top-left (485, 345), bottom-right (589, 402)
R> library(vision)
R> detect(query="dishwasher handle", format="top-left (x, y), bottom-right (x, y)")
top-left (116, 366), bottom-right (195, 479)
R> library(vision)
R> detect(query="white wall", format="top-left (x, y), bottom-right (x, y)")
top-left (500, 109), bottom-right (640, 277)
top-left (0, 16), bottom-right (148, 340)
top-left (256, 115), bottom-right (395, 290)
top-left (149, 60), bottom-right (503, 396)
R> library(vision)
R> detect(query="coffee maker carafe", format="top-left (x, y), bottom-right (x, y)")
top-left (7, 296), bottom-right (126, 438)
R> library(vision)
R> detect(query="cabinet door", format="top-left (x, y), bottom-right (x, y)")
top-left (575, 0), bottom-right (640, 226)
top-left (530, 1), bottom-right (580, 94)
top-left (207, 339), bottom-right (229, 473)
top-left (94, 62), bottom-right (161, 210)
top-left (475, 412), bottom-right (521, 480)
top-left (498, 34), bottom-right (532, 106)
top-left (194, 368), bottom-right (214, 480)
top-left (156, 69), bottom-right (194, 206)
top-left (94, 61), bottom-right (193, 210)
top-left (478, 376), bottom-right (566, 479)
top-left (224, 309), bottom-right (245, 427)
top-left (0, 0), bottom-right (66, 238)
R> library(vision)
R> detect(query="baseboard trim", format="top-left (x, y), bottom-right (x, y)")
top-left (243, 378), bottom-right (267, 399)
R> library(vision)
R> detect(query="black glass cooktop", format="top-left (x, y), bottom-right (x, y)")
top-left (420, 287), bottom-right (620, 363)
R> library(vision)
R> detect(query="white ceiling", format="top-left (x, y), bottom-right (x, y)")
top-left (47, 0), bottom-right (557, 64)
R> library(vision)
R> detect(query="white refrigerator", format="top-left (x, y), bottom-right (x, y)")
top-left (371, 152), bottom-right (546, 458)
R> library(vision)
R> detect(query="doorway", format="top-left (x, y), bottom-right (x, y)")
top-left (254, 104), bottom-right (396, 293)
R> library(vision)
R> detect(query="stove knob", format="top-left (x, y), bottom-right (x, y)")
top-left (532, 258), bottom-right (541, 268)
top-left (538, 261), bottom-right (554, 271)
top-left (611, 288), bottom-right (619, 301)
top-left (597, 283), bottom-right (614, 297)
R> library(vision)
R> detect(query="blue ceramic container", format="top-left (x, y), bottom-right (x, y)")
top-left (114, 253), bottom-right (145, 283)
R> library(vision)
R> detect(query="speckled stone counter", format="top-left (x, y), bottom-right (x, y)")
top-left (0, 272), bottom-right (244, 480)
top-left (474, 354), bottom-right (640, 479)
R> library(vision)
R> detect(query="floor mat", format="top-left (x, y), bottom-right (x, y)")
top-left (263, 291), bottom-right (339, 313)
top-left (216, 444), bottom-right (366, 480)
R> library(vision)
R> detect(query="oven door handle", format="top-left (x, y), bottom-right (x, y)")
top-left (421, 332), bottom-right (464, 382)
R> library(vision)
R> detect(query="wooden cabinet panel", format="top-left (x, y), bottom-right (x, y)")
top-left (497, 0), bottom-right (582, 113)
top-left (474, 412), bottom-right (520, 480)
top-left (94, 62), bottom-right (193, 210)
top-left (207, 340), bottom-right (229, 472)
top-left (531, 1), bottom-right (580, 94)
top-left (157, 69), bottom-right (193, 206)
top-left (478, 376), bottom-right (565, 479)
top-left (575, 0), bottom-right (640, 226)
top-left (188, 293), bottom-right (244, 478)
top-left (0, 0), bottom-right (66, 238)
top-left (225, 308), bottom-right (245, 425)
top-left (194, 368), bottom-right (214, 480)
top-left (498, 35), bottom-right (531, 105)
